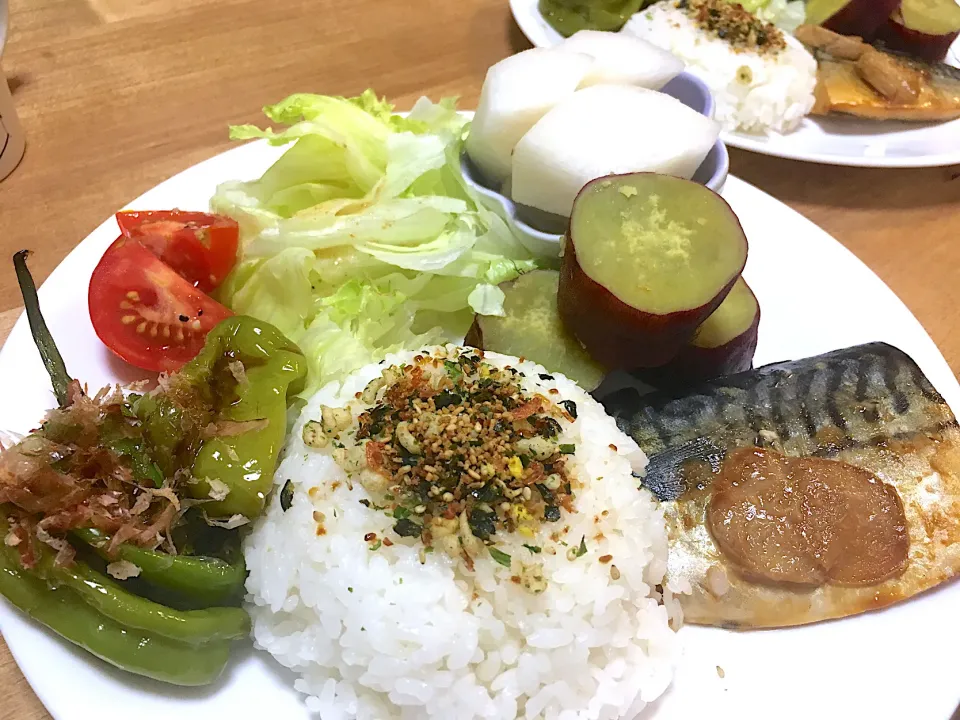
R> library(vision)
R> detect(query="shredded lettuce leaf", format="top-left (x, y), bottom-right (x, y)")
top-left (212, 90), bottom-right (536, 395)
top-left (723, 0), bottom-right (805, 31)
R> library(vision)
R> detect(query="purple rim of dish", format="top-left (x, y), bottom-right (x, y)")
top-left (460, 71), bottom-right (729, 252)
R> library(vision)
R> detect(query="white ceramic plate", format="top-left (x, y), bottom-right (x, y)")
top-left (510, 0), bottom-right (960, 168)
top-left (1, 139), bottom-right (959, 720)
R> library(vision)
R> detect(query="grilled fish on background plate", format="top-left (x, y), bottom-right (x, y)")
top-left (603, 343), bottom-right (960, 628)
top-left (796, 25), bottom-right (960, 122)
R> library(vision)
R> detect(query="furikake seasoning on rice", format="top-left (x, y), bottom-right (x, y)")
top-left (308, 350), bottom-right (579, 568)
top-left (676, 0), bottom-right (785, 55)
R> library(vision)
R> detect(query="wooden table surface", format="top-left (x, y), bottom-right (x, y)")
top-left (1, 0), bottom-right (959, 717)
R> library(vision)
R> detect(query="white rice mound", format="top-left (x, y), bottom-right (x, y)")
top-left (623, 1), bottom-right (817, 135)
top-left (244, 345), bottom-right (678, 720)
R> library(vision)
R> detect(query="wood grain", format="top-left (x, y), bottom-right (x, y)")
top-left (0, 0), bottom-right (959, 717)
top-left (0, 636), bottom-right (47, 720)
top-left (0, 309), bottom-right (19, 344)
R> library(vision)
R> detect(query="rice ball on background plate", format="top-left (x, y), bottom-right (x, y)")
top-left (243, 345), bottom-right (679, 720)
top-left (623, 0), bottom-right (817, 135)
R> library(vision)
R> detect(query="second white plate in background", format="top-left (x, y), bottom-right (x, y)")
top-left (510, 0), bottom-right (960, 168)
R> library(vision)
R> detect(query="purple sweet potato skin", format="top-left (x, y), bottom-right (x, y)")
top-left (558, 246), bottom-right (747, 369)
top-left (823, 0), bottom-right (901, 39)
top-left (557, 173), bottom-right (748, 371)
top-left (634, 281), bottom-right (759, 387)
top-left (671, 303), bottom-right (760, 381)
top-left (464, 318), bottom-right (483, 349)
top-left (558, 241), bottom-right (732, 369)
top-left (873, 15), bottom-right (958, 63)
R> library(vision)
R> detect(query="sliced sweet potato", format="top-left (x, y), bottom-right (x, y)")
top-left (640, 277), bottom-right (760, 386)
top-left (558, 173), bottom-right (748, 370)
top-left (682, 276), bottom-right (759, 373)
top-left (465, 270), bottom-right (607, 390)
top-left (874, 11), bottom-right (959, 63)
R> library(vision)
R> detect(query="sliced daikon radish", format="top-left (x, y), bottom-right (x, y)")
top-left (511, 84), bottom-right (720, 218)
top-left (561, 30), bottom-right (684, 90)
top-left (464, 48), bottom-right (594, 186)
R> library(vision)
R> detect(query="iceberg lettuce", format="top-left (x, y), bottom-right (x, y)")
top-left (212, 91), bottom-right (536, 395)
top-left (724, 0), bottom-right (806, 31)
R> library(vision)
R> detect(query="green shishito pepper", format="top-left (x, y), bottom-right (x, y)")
top-left (72, 527), bottom-right (247, 608)
top-left (0, 515), bottom-right (247, 686)
top-left (6, 254), bottom-right (310, 685)
top-left (136, 315), bottom-right (307, 519)
top-left (74, 316), bottom-right (306, 607)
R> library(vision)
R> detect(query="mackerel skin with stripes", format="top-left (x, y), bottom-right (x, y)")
top-left (603, 343), bottom-right (960, 627)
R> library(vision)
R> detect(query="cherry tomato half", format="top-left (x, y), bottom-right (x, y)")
top-left (89, 237), bottom-right (233, 373)
top-left (115, 210), bottom-right (239, 292)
